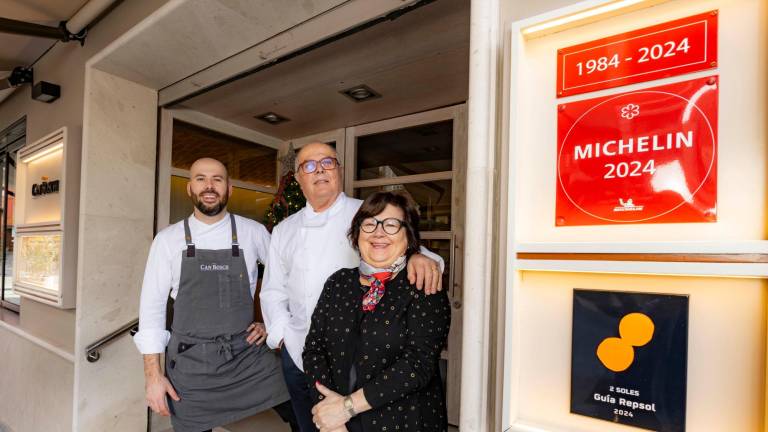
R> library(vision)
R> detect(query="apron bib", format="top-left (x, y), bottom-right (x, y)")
top-left (166, 214), bottom-right (289, 432)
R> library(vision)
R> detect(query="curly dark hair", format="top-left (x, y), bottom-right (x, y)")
top-left (348, 191), bottom-right (421, 257)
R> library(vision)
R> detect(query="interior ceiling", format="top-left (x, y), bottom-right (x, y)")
top-left (177, 0), bottom-right (470, 141)
top-left (0, 0), bottom-right (90, 102)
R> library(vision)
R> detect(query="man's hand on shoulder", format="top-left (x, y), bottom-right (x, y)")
top-left (406, 253), bottom-right (442, 295)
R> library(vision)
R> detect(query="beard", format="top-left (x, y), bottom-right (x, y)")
top-left (191, 189), bottom-right (229, 216)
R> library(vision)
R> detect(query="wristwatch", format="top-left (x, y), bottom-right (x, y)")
top-left (343, 396), bottom-right (357, 418)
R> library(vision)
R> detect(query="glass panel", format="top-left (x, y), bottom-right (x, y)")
top-left (172, 120), bottom-right (278, 188)
top-left (356, 120), bottom-right (453, 181)
top-left (169, 175), bottom-right (274, 225)
top-left (3, 152), bottom-right (18, 305)
top-left (355, 181), bottom-right (452, 231)
top-left (420, 238), bottom-right (451, 291)
top-left (17, 233), bottom-right (61, 292)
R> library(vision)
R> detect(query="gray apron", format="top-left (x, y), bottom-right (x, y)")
top-left (166, 214), bottom-right (290, 432)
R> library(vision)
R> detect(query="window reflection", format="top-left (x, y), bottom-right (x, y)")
top-left (169, 176), bottom-right (274, 225)
top-left (172, 120), bottom-right (278, 188)
top-left (356, 121), bottom-right (453, 181)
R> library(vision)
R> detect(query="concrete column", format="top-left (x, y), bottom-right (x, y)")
top-left (460, 0), bottom-right (500, 430)
top-left (73, 68), bottom-right (157, 431)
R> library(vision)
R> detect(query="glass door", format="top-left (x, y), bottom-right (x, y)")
top-left (345, 104), bottom-right (467, 426)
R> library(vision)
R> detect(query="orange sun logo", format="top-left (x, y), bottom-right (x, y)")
top-left (596, 312), bottom-right (655, 372)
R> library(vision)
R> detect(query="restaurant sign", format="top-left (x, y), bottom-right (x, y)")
top-left (571, 289), bottom-right (689, 432)
top-left (557, 11), bottom-right (718, 97)
top-left (556, 76), bottom-right (718, 226)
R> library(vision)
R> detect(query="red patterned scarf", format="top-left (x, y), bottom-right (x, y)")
top-left (359, 255), bottom-right (406, 312)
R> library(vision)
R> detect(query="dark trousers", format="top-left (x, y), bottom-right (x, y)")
top-left (280, 348), bottom-right (318, 432)
top-left (198, 400), bottom-right (299, 432)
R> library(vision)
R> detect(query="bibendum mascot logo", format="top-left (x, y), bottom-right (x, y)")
top-left (596, 312), bottom-right (655, 372)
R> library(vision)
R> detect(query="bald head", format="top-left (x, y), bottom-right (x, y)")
top-left (295, 142), bottom-right (337, 172)
top-left (190, 157), bottom-right (229, 178)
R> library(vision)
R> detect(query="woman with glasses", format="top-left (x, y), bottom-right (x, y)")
top-left (302, 191), bottom-right (451, 432)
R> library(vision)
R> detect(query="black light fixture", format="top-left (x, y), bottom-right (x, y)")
top-left (255, 112), bottom-right (289, 125)
top-left (0, 66), bottom-right (33, 91)
top-left (32, 81), bottom-right (60, 103)
top-left (340, 84), bottom-right (381, 103)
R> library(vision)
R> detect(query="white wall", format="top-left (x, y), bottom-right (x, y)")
top-left (0, 326), bottom-right (73, 432)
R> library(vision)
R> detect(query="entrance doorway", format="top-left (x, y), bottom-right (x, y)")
top-left (286, 105), bottom-right (467, 425)
top-left (344, 105), bottom-right (466, 425)
top-left (156, 0), bottom-right (469, 428)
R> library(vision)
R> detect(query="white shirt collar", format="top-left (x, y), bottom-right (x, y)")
top-left (303, 193), bottom-right (346, 227)
top-left (188, 211), bottom-right (231, 234)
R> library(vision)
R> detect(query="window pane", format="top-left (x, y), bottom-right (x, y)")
top-left (169, 176), bottom-right (274, 225)
top-left (3, 150), bottom-right (19, 306)
top-left (355, 181), bottom-right (452, 231)
top-left (172, 120), bottom-right (277, 188)
top-left (356, 120), bottom-right (453, 181)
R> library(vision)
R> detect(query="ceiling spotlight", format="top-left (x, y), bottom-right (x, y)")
top-left (340, 85), bottom-right (381, 103)
top-left (255, 112), bottom-right (289, 125)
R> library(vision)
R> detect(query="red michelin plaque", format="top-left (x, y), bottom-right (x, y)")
top-left (556, 76), bottom-right (718, 226)
top-left (557, 11), bottom-right (718, 97)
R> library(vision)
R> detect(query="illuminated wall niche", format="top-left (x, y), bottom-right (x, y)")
top-left (13, 127), bottom-right (72, 308)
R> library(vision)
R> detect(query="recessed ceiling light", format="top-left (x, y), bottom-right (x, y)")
top-left (340, 85), bottom-right (381, 103)
top-left (255, 112), bottom-right (289, 125)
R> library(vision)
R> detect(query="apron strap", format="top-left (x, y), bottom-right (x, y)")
top-left (183, 217), bottom-right (196, 257)
top-left (230, 213), bottom-right (240, 257)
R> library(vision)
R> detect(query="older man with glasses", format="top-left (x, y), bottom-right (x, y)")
top-left (261, 142), bottom-right (444, 432)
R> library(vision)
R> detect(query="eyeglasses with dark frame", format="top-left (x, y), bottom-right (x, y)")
top-left (298, 157), bottom-right (340, 174)
top-left (360, 217), bottom-right (405, 235)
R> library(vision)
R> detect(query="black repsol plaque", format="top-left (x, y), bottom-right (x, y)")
top-left (31, 179), bottom-right (59, 197)
top-left (571, 289), bottom-right (688, 431)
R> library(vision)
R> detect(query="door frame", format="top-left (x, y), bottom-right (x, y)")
top-left (343, 104), bottom-right (468, 425)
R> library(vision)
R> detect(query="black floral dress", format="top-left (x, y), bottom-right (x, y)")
top-left (303, 268), bottom-right (451, 431)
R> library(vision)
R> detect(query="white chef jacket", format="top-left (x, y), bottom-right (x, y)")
top-left (260, 192), bottom-right (443, 370)
top-left (133, 212), bottom-right (270, 355)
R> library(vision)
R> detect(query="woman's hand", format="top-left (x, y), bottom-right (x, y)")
top-left (312, 382), bottom-right (351, 431)
top-left (245, 322), bottom-right (267, 345)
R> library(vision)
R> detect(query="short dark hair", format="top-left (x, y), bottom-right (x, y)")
top-left (348, 191), bottom-right (421, 257)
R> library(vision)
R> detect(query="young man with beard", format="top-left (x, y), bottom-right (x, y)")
top-left (261, 143), bottom-right (444, 432)
top-left (134, 158), bottom-right (297, 432)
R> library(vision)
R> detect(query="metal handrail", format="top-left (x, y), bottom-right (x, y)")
top-left (85, 318), bottom-right (139, 362)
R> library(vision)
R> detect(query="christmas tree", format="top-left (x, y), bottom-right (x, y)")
top-left (264, 144), bottom-right (306, 231)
